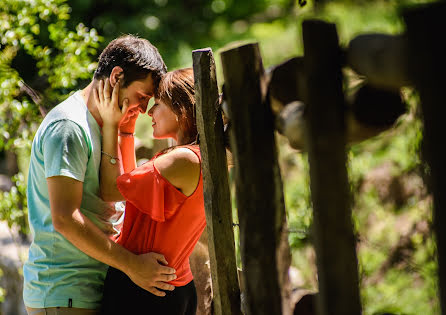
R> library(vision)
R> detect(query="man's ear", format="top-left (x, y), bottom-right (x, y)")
top-left (110, 66), bottom-right (124, 87)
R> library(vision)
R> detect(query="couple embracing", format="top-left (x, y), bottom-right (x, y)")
top-left (23, 35), bottom-right (206, 315)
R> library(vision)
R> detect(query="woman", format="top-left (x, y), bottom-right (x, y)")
top-left (95, 68), bottom-right (204, 314)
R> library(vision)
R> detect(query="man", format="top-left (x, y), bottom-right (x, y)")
top-left (23, 35), bottom-right (176, 314)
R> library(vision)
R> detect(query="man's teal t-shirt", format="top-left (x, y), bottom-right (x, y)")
top-left (23, 91), bottom-right (124, 309)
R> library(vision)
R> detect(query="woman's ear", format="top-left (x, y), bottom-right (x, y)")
top-left (110, 66), bottom-right (124, 87)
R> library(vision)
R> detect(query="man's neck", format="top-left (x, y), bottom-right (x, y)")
top-left (82, 80), bottom-right (103, 127)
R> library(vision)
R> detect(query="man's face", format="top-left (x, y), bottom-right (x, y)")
top-left (118, 73), bottom-right (155, 124)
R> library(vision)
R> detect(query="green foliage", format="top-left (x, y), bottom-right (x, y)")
top-left (67, 0), bottom-right (299, 69)
top-left (0, 172), bottom-right (29, 235)
top-left (283, 152), bottom-right (312, 249)
top-left (0, 0), bottom-right (101, 231)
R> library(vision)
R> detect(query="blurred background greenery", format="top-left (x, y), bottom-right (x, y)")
top-left (0, 0), bottom-right (440, 313)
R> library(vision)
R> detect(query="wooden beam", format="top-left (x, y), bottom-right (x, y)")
top-left (192, 48), bottom-right (242, 315)
top-left (302, 20), bottom-right (361, 315)
top-left (346, 33), bottom-right (410, 89)
top-left (267, 57), bottom-right (305, 114)
top-left (268, 56), bottom-right (407, 151)
top-left (404, 3), bottom-right (446, 314)
top-left (220, 42), bottom-right (289, 315)
top-left (275, 86), bottom-right (407, 152)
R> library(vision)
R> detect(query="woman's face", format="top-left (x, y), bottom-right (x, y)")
top-left (147, 98), bottom-right (180, 140)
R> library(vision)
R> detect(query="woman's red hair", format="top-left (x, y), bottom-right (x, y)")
top-left (155, 68), bottom-right (197, 144)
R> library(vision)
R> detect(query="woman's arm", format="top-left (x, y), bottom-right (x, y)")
top-left (119, 134), bottom-right (137, 173)
top-left (94, 79), bottom-right (128, 202)
top-left (118, 105), bottom-right (138, 173)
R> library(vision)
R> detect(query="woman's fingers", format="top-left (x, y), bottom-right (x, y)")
top-left (103, 78), bottom-right (111, 102)
top-left (121, 98), bottom-right (129, 115)
top-left (111, 79), bottom-right (120, 107)
top-left (93, 84), bottom-right (100, 105)
top-left (98, 79), bottom-right (104, 104)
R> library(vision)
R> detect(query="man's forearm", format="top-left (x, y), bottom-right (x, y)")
top-left (54, 207), bottom-right (133, 275)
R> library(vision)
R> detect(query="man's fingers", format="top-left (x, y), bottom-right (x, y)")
top-left (148, 287), bottom-right (166, 297)
top-left (154, 281), bottom-right (175, 291)
top-left (158, 273), bottom-right (177, 282)
top-left (153, 253), bottom-right (169, 266)
top-left (158, 264), bottom-right (176, 275)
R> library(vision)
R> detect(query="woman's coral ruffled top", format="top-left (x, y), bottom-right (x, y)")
top-left (115, 146), bottom-right (205, 286)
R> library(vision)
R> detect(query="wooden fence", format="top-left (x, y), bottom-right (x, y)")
top-left (192, 2), bottom-right (446, 314)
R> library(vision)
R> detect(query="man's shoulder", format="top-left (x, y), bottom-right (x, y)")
top-left (38, 91), bottom-right (91, 136)
top-left (44, 91), bottom-right (84, 122)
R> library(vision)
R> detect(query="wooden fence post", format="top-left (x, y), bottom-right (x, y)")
top-left (193, 48), bottom-right (242, 315)
top-left (302, 20), bottom-right (361, 315)
top-left (404, 3), bottom-right (446, 313)
top-left (220, 43), bottom-right (288, 315)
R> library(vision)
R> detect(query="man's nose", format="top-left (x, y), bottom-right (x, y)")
top-left (139, 101), bottom-right (149, 113)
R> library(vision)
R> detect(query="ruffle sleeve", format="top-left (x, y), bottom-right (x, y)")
top-left (116, 160), bottom-right (187, 222)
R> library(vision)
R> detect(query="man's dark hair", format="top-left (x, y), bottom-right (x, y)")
top-left (94, 35), bottom-right (167, 87)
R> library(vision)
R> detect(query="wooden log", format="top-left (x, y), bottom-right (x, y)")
top-left (302, 20), bottom-right (361, 315)
top-left (220, 42), bottom-right (290, 315)
top-left (275, 84), bottom-right (407, 151)
top-left (267, 55), bottom-right (407, 151)
top-left (404, 3), bottom-right (446, 314)
top-left (350, 84), bottom-right (406, 127)
top-left (275, 101), bottom-right (306, 150)
top-left (267, 57), bottom-right (305, 115)
top-left (346, 33), bottom-right (410, 89)
top-left (193, 48), bottom-right (242, 315)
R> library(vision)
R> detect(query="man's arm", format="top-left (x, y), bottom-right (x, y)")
top-left (48, 175), bottom-right (176, 296)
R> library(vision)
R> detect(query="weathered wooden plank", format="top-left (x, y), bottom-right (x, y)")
top-left (267, 57), bottom-right (305, 114)
top-left (220, 42), bottom-right (289, 315)
top-left (274, 86), bottom-right (406, 152)
top-left (346, 34), bottom-right (410, 89)
top-left (302, 20), bottom-right (361, 315)
top-left (404, 3), bottom-right (446, 314)
top-left (267, 55), bottom-right (407, 151)
top-left (192, 48), bottom-right (242, 315)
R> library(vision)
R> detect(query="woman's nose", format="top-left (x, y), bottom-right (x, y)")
top-left (147, 107), bottom-right (153, 116)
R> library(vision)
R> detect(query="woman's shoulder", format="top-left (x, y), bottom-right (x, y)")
top-left (153, 146), bottom-right (201, 197)
top-left (160, 145), bottom-right (200, 165)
